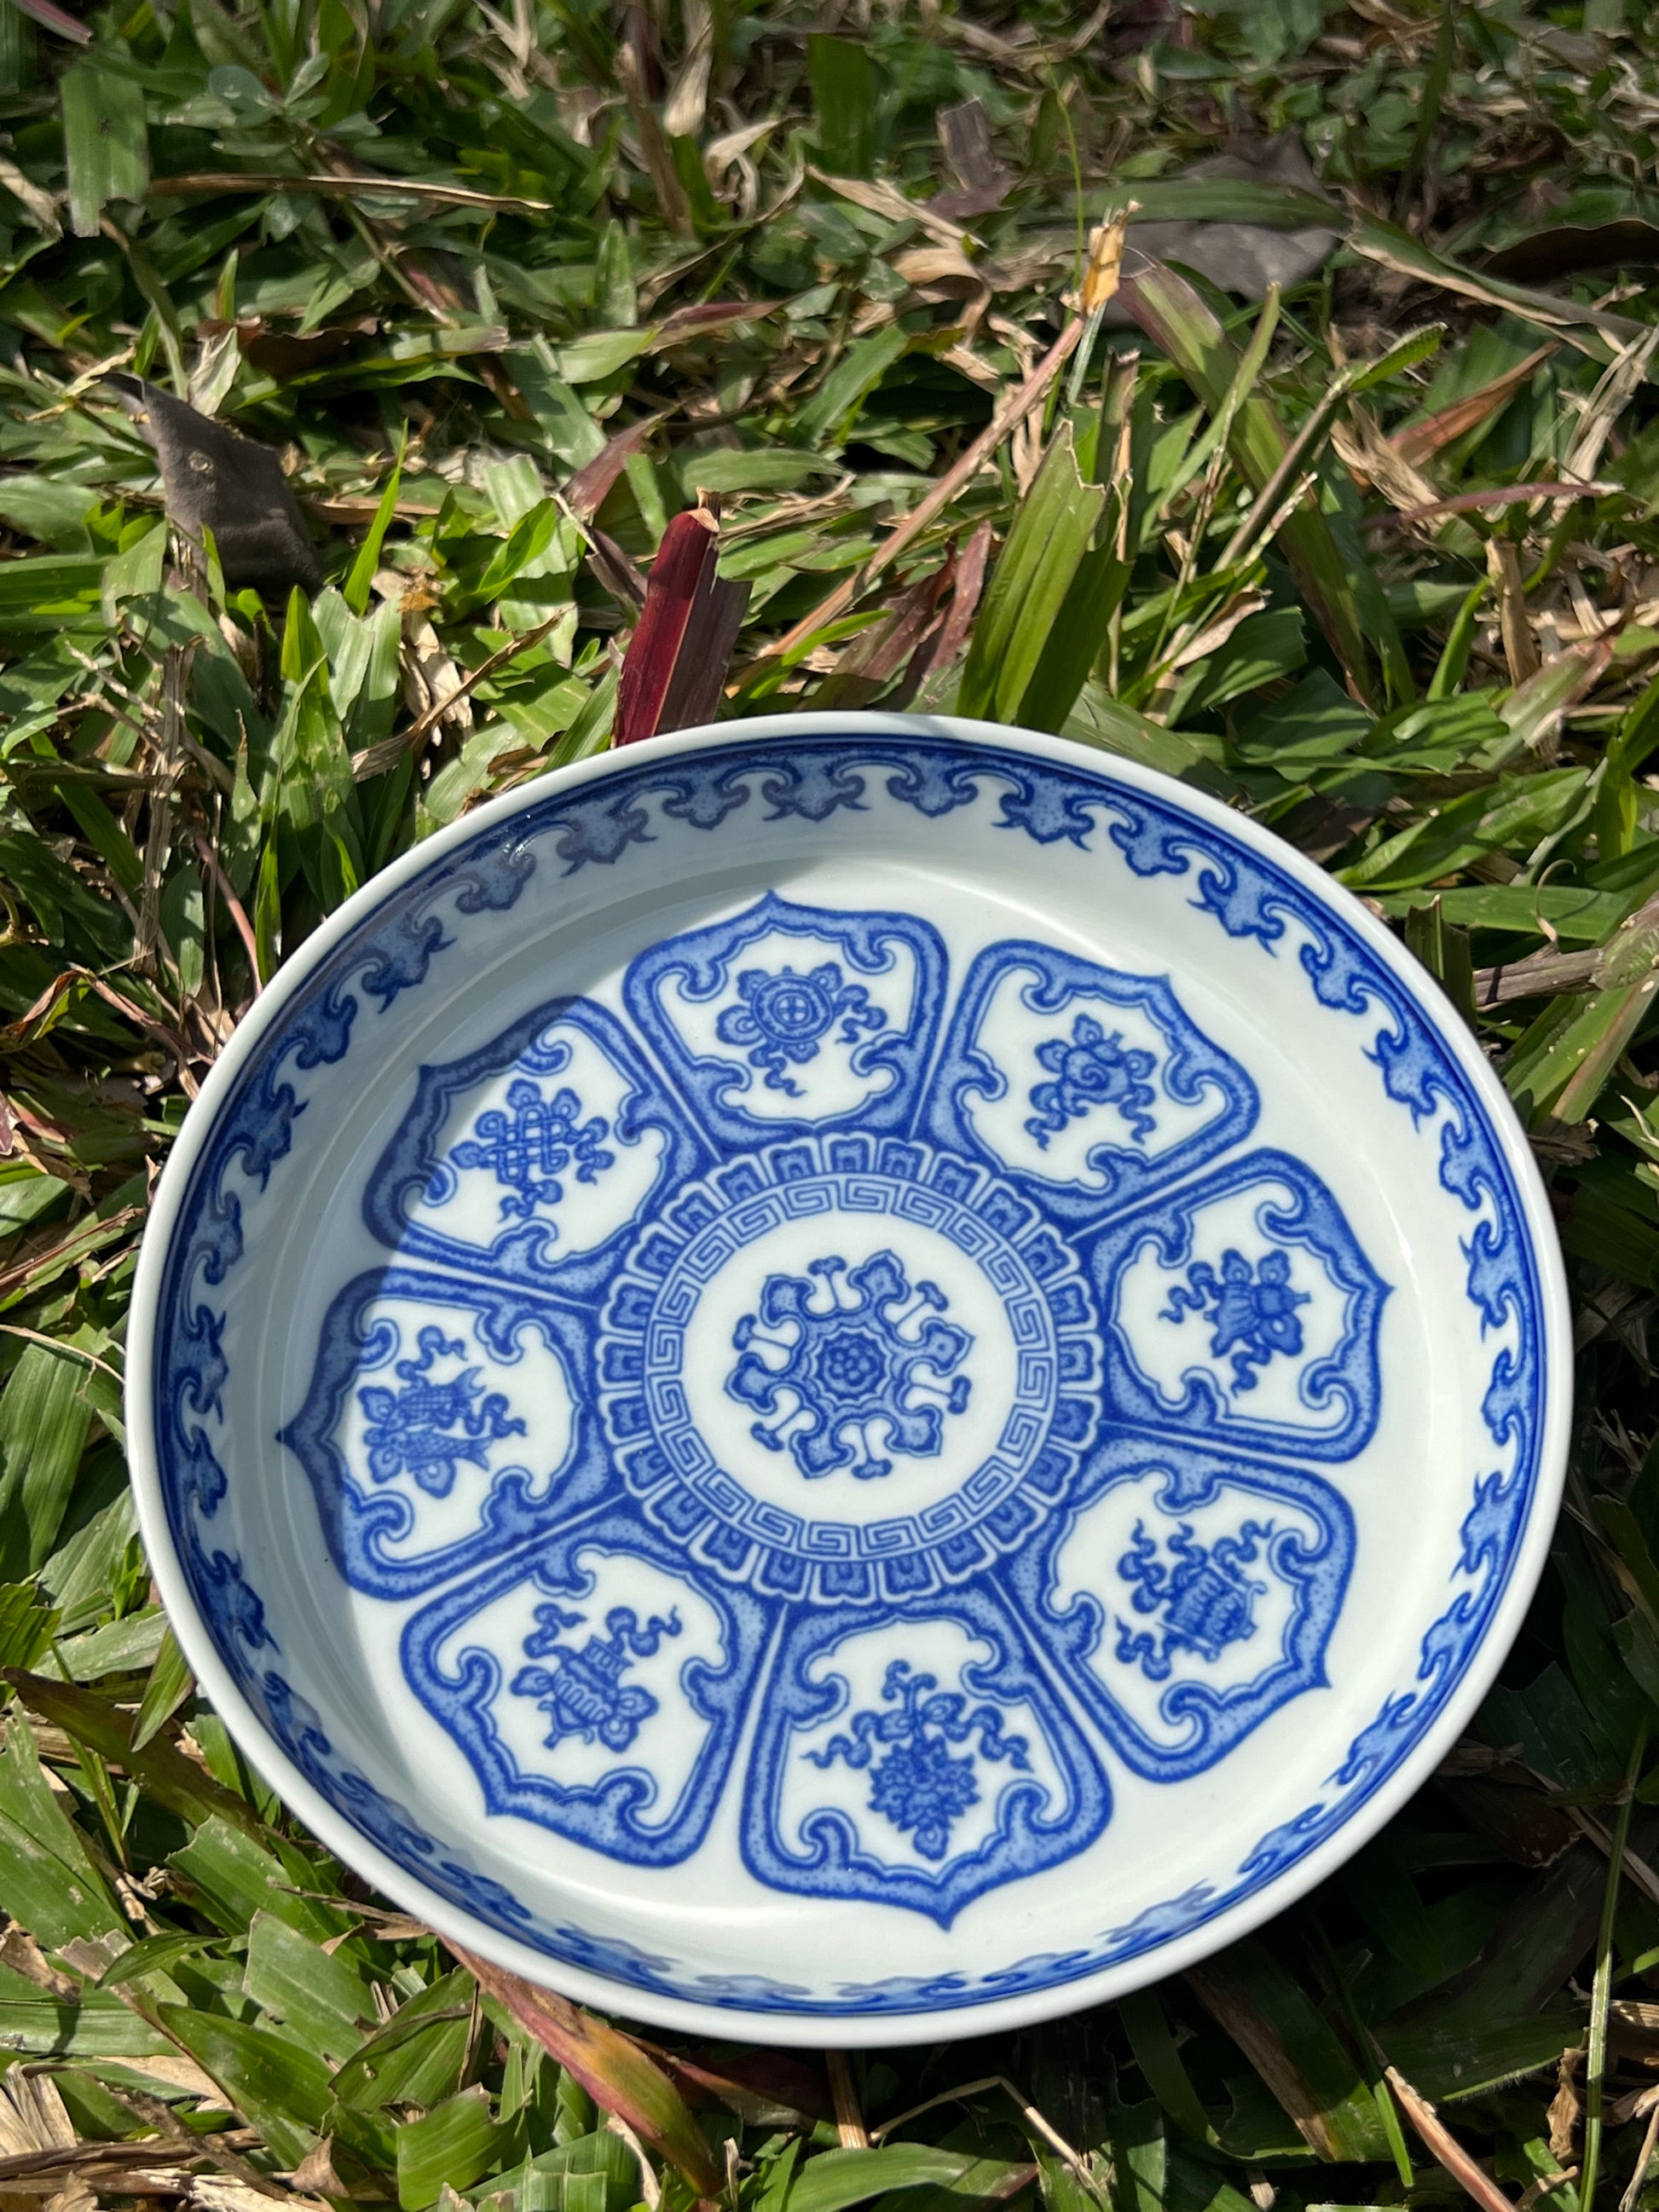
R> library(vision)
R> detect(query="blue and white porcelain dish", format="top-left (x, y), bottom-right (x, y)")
top-left (128, 711), bottom-right (1569, 2045)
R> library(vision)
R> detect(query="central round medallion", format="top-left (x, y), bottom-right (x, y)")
top-left (597, 1134), bottom-right (1102, 1603)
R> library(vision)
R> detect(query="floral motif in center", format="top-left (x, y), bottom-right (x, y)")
top-left (727, 1250), bottom-right (973, 1481)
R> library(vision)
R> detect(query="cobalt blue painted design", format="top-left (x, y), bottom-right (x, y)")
top-left (926, 940), bottom-right (1257, 1223)
top-left (513, 1601), bottom-right (681, 1751)
top-left (361, 996), bottom-right (708, 1300)
top-left (742, 1584), bottom-right (1113, 1925)
top-left (359, 1325), bottom-right (527, 1495)
top-left (623, 892), bottom-right (947, 1145)
top-left (450, 1077), bottom-right (614, 1222)
top-left (1116, 1519), bottom-right (1269, 1675)
top-left (280, 1266), bottom-right (601, 1598)
top-left (1165, 1254), bottom-right (1308, 1392)
top-left (807, 1658), bottom-right (1032, 1861)
top-left (591, 1134), bottom-right (1101, 1608)
top-left (1090, 1150), bottom-right (1389, 1462)
top-left (1029, 1018), bottom-right (1158, 1147)
top-left (1003, 1434), bottom-right (1355, 1783)
top-left (716, 963), bottom-right (887, 1095)
top-left (400, 1512), bottom-right (770, 1865)
top-left (148, 731), bottom-right (1548, 2016)
top-left (727, 1251), bottom-right (974, 1482)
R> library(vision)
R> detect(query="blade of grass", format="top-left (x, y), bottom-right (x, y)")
top-left (1581, 1724), bottom-right (1649, 2210)
top-left (457, 1947), bottom-right (721, 2195)
top-left (1117, 257), bottom-right (1380, 704)
top-left (958, 423), bottom-right (1104, 722)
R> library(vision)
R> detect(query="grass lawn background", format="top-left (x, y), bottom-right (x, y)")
top-left (3, 3), bottom-right (1659, 2210)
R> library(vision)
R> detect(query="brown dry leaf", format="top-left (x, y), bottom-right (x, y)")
top-left (1488, 537), bottom-right (1543, 687)
top-left (811, 167), bottom-right (969, 249)
top-left (1082, 210), bottom-right (1134, 314)
top-left (99, 2056), bottom-right (223, 2102)
top-left (1385, 2067), bottom-right (1519, 2212)
top-left (1105, 140), bottom-right (1341, 325)
top-left (1390, 344), bottom-right (1557, 465)
top-left (101, 374), bottom-right (321, 596)
top-left (0, 2075), bottom-right (76, 2160)
top-left (893, 245), bottom-right (982, 293)
top-left (285, 2140), bottom-right (345, 2196)
top-left (192, 2179), bottom-right (327, 2212)
top-left (1186, 1960), bottom-right (1343, 2161)
top-left (1546, 2047), bottom-right (1581, 2163)
top-left (1332, 412), bottom-right (1444, 517)
top-left (932, 97), bottom-right (1011, 220)
top-left (0, 1930), bottom-right (78, 2001)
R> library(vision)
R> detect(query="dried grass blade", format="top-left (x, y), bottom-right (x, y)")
top-left (760, 318), bottom-right (1083, 666)
top-left (456, 1948), bottom-right (720, 2194)
top-left (1384, 2068), bottom-right (1518, 2212)
top-left (1391, 344), bottom-right (1557, 465)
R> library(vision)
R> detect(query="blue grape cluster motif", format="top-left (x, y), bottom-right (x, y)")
top-left (358, 1325), bottom-right (525, 1498)
top-left (1164, 1248), bottom-right (1309, 1391)
top-left (511, 1601), bottom-right (682, 1753)
top-left (727, 1250), bottom-right (972, 1480)
top-left (1115, 1520), bottom-right (1270, 1681)
top-left (714, 962), bottom-right (886, 1096)
top-left (808, 1659), bottom-right (1032, 1861)
top-left (1026, 1014), bottom-right (1159, 1147)
top-left (449, 1077), bottom-right (614, 1223)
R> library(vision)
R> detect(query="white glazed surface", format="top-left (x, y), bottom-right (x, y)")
top-left (127, 712), bottom-right (1570, 2044)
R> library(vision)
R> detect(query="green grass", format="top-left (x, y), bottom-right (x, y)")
top-left (7, 2), bottom-right (1659, 2209)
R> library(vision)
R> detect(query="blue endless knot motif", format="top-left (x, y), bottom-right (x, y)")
top-left (714, 962), bottom-right (886, 1095)
top-left (1026, 1014), bottom-right (1158, 1148)
top-left (448, 1077), bottom-right (614, 1222)
top-left (1116, 1519), bottom-right (1269, 1680)
top-left (511, 1601), bottom-right (681, 1752)
top-left (727, 1250), bottom-right (972, 1481)
top-left (808, 1659), bottom-right (1031, 1861)
top-left (1163, 1249), bottom-right (1309, 1391)
top-left (357, 1326), bottom-right (525, 1497)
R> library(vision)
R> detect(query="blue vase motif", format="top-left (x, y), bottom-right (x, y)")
top-left (280, 894), bottom-right (1384, 1922)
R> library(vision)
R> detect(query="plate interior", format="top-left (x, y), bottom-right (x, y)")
top-left (145, 727), bottom-right (1555, 2029)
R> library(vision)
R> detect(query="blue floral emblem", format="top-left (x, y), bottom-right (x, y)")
top-left (807, 1659), bottom-right (1031, 1861)
top-left (715, 962), bottom-right (886, 1095)
top-left (727, 1251), bottom-right (972, 1480)
top-left (357, 1325), bottom-right (525, 1497)
top-left (1027, 1014), bottom-right (1158, 1147)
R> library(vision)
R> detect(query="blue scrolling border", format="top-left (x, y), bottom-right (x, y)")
top-left (149, 731), bottom-right (1549, 2019)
